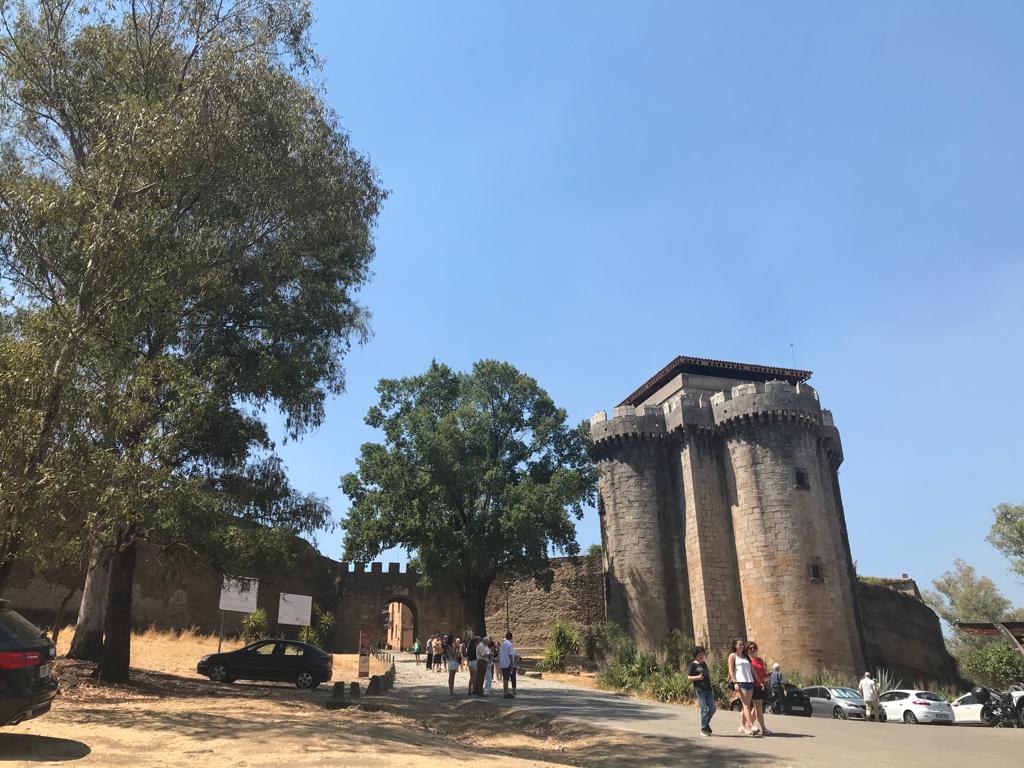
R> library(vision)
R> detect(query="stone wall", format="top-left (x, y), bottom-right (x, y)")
top-left (484, 556), bottom-right (605, 651)
top-left (858, 581), bottom-right (959, 683)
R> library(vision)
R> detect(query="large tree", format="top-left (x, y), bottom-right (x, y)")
top-left (341, 360), bottom-right (597, 636)
top-left (0, 0), bottom-right (384, 680)
top-left (989, 502), bottom-right (1024, 579)
top-left (923, 559), bottom-right (1021, 656)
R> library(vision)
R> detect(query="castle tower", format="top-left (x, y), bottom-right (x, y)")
top-left (591, 356), bottom-right (867, 675)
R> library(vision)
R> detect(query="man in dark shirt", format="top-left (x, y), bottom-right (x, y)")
top-left (687, 646), bottom-right (716, 736)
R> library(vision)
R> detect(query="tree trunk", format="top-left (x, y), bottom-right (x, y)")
top-left (459, 580), bottom-right (491, 639)
top-left (50, 583), bottom-right (80, 645)
top-left (68, 545), bottom-right (113, 661)
top-left (97, 538), bottom-right (137, 683)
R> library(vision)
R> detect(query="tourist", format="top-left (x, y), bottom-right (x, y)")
top-left (473, 636), bottom-right (489, 695)
top-left (432, 635), bottom-right (443, 672)
top-left (499, 631), bottom-right (516, 699)
top-left (859, 671), bottom-right (880, 722)
top-left (484, 638), bottom-right (496, 695)
top-left (768, 662), bottom-right (786, 713)
top-left (728, 638), bottom-right (756, 736)
top-left (748, 641), bottom-right (770, 735)
top-left (445, 635), bottom-right (462, 695)
top-left (687, 645), bottom-right (715, 737)
top-left (413, 638), bottom-right (421, 664)
top-left (467, 635), bottom-right (480, 694)
top-left (425, 635), bottom-right (434, 670)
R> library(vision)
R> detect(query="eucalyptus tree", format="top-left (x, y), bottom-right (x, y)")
top-left (0, 0), bottom-right (384, 680)
top-left (342, 360), bottom-right (597, 636)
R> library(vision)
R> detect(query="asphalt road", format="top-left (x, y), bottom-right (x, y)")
top-left (390, 654), bottom-right (1022, 767)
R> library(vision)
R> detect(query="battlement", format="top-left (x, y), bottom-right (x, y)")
top-left (338, 561), bottom-right (419, 578)
top-left (591, 380), bottom-right (826, 445)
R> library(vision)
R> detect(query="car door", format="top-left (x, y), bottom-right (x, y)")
top-left (879, 692), bottom-right (896, 719)
top-left (279, 642), bottom-right (306, 683)
top-left (806, 687), bottom-right (826, 716)
top-left (235, 640), bottom-right (280, 681)
top-left (951, 693), bottom-right (980, 724)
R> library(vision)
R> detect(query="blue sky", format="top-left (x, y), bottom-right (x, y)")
top-left (271, 1), bottom-right (1024, 608)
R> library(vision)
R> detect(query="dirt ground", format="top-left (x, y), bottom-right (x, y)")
top-left (4, 629), bottom-right (727, 768)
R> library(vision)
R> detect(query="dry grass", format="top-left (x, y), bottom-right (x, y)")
top-left (55, 625), bottom-right (390, 682)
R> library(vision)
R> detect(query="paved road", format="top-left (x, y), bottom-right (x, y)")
top-left (388, 654), bottom-right (1021, 766)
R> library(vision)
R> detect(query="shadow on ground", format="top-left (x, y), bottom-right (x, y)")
top-left (0, 734), bottom-right (91, 762)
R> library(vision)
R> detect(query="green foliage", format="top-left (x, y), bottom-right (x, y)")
top-left (341, 360), bottom-right (598, 634)
top-left (241, 609), bottom-right (269, 643)
top-left (591, 621), bottom-right (630, 664)
top-left (923, 559), bottom-right (1017, 655)
top-left (960, 641), bottom-right (1024, 689)
top-left (538, 619), bottom-right (583, 672)
top-left (586, 543), bottom-right (602, 558)
top-left (646, 671), bottom-right (694, 703)
top-left (297, 604), bottom-right (336, 649)
top-left (873, 667), bottom-right (903, 696)
top-left (989, 503), bottom-right (1024, 579)
top-left (663, 630), bottom-right (695, 673)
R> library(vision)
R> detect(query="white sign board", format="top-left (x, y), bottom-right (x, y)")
top-left (278, 593), bottom-right (313, 627)
top-left (219, 577), bottom-right (259, 613)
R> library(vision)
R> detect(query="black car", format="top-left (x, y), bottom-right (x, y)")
top-left (0, 600), bottom-right (58, 726)
top-left (197, 640), bottom-right (333, 689)
top-left (729, 683), bottom-right (813, 717)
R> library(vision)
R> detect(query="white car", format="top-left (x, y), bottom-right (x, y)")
top-left (879, 689), bottom-right (954, 725)
top-left (951, 689), bottom-right (1024, 725)
top-left (802, 686), bottom-right (868, 719)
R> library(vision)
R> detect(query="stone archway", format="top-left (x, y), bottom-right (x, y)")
top-left (382, 595), bottom-right (418, 651)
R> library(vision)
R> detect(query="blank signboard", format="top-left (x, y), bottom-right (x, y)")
top-left (278, 593), bottom-right (313, 627)
top-left (219, 577), bottom-right (259, 613)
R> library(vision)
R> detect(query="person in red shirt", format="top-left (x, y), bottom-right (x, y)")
top-left (748, 641), bottom-right (771, 736)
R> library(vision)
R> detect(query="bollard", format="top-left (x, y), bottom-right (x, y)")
top-left (349, 682), bottom-right (361, 699)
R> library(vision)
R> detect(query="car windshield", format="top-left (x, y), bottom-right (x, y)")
top-left (915, 692), bottom-right (943, 701)
top-left (0, 608), bottom-right (45, 645)
top-left (832, 688), bottom-right (860, 699)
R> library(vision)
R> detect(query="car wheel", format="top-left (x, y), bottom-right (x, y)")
top-left (296, 671), bottom-right (317, 690)
top-left (833, 706), bottom-right (847, 720)
top-left (208, 663), bottom-right (232, 684)
top-left (903, 711), bottom-right (918, 725)
top-left (980, 704), bottom-right (997, 727)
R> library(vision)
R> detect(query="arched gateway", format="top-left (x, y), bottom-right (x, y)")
top-left (332, 562), bottom-right (462, 653)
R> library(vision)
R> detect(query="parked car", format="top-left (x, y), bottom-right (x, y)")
top-left (878, 689), bottom-right (954, 724)
top-left (729, 684), bottom-right (812, 717)
top-left (952, 688), bottom-right (1024, 726)
top-left (197, 640), bottom-right (332, 689)
top-left (0, 600), bottom-right (58, 727)
top-left (802, 686), bottom-right (868, 720)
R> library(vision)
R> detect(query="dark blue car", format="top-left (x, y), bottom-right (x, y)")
top-left (198, 639), bottom-right (333, 689)
top-left (0, 600), bottom-right (58, 726)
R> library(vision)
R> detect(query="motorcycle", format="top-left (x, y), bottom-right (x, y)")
top-left (972, 685), bottom-right (1023, 728)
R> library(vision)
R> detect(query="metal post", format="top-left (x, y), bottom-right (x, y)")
top-left (503, 581), bottom-right (512, 634)
top-left (218, 610), bottom-right (225, 653)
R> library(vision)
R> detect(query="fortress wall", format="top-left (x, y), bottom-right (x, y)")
top-left (724, 419), bottom-right (858, 675)
top-left (680, 431), bottom-right (745, 654)
top-left (858, 582), bottom-right (959, 683)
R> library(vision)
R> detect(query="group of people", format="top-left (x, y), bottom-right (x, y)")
top-left (414, 631), bottom-right (520, 699)
top-left (687, 637), bottom-right (785, 738)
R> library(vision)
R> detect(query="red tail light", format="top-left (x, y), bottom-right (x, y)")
top-left (911, 700), bottom-right (932, 706)
top-left (0, 651), bottom-right (43, 670)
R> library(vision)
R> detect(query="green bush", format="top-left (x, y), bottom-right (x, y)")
top-left (298, 603), bottom-right (337, 648)
top-left (537, 619), bottom-right (584, 672)
top-left (592, 620), bottom-right (630, 664)
top-left (961, 641), bottom-right (1024, 689)
top-left (663, 630), bottom-right (695, 673)
top-left (240, 608), bottom-right (268, 643)
top-left (646, 671), bottom-right (695, 703)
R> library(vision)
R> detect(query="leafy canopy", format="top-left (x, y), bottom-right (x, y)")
top-left (989, 503), bottom-right (1024, 579)
top-left (341, 360), bottom-right (597, 597)
top-left (923, 559), bottom-right (1021, 655)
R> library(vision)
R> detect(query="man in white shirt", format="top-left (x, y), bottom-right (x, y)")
top-left (859, 672), bottom-right (880, 722)
top-left (499, 632), bottom-right (516, 699)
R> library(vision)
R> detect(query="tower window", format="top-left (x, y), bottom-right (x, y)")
top-left (795, 469), bottom-right (809, 489)
top-left (809, 561), bottom-right (824, 582)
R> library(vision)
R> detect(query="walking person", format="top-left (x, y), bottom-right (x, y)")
top-left (425, 635), bottom-right (434, 670)
top-left (413, 638), bottom-right (421, 664)
top-left (466, 635), bottom-right (480, 694)
top-left (748, 641), bottom-right (770, 735)
top-left (728, 638), bottom-right (757, 736)
top-left (768, 662), bottom-right (786, 714)
top-left (445, 636), bottom-right (461, 695)
top-left (687, 646), bottom-right (716, 736)
top-left (499, 632), bottom-right (516, 699)
top-left (484, 638), bottom-right (496, 695)
top-left (859, 671), bottom-right (881, 722)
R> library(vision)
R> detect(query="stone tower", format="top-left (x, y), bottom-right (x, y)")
top-left (591, 356), bottom-right (866, 675)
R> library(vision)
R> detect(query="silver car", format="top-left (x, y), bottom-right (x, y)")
top-left (802, 686), bottom-right (868, 719)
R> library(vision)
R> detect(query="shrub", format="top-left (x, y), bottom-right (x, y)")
top-left (593, 620), bottom-right (630, 664)
top-left (537, 619), bottom-right (584, 672)
top-left (298, 604), bottom-right (337, 648)
top-left (663, 630), bottom-right (695, 672)
top-left (240, 608), bottom-right (268, 643)
top-left (647, 671), bottom-right (695, 703)
top-left (873, 666), bottom-right (902, 696)
top-left (961, 641), bottom-right (1024, 689)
